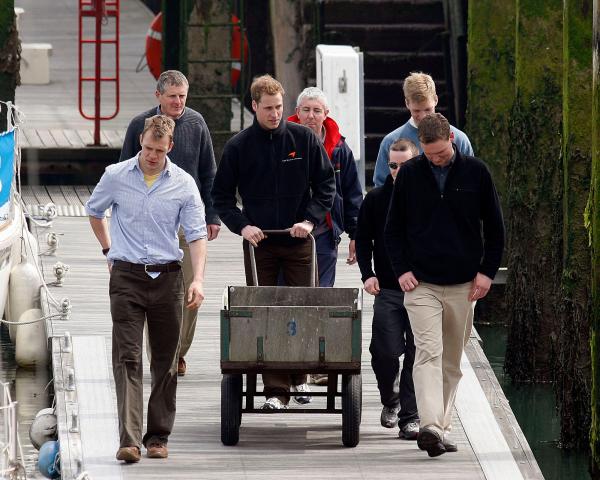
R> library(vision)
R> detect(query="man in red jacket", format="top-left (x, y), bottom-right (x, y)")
top-left (288, 87), bottom-right (363, 288)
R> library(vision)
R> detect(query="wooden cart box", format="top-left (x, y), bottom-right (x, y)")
top-left (220, 286), bottom-right (362, 373)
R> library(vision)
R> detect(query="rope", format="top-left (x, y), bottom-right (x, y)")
top-left (0, 312), bottom-right (68, 326)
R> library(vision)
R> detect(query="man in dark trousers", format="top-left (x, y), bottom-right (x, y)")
top-left (86, 115), bottom-right (207, 462)
top-left (212, 74), bottom-right (335, 410)
top-left (384, 113), bottom-right (504, 457)
top-left (120, 70), bottom-right (218, 376)
top-left (355, 138), bottom-right (420, 439)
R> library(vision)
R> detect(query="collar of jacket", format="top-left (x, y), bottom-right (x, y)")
top-left (417, 144), bottom-right (463, 173)
top-left (287, 114), bottom-right (342, 159)
top-left (251, 115), bottom-right (287, 138)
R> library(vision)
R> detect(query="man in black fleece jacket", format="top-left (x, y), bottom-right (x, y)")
top-left (212, 75), bottom-right (335, 410)
top-left (356, 138), bottom-right (420, 439)
top-left (120, 70), bottom-right (218, 377)
top-left (384, 113), bottom-right (504, 457)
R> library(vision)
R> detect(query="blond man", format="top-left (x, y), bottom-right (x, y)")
top-left (373, 72), bottom-right (473, 187)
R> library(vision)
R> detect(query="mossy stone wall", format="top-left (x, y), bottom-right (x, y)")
top-left (589, 0), bottom-right (600, 473)
top-left (557, 0), bottom-right (593, 449)
top-left (504, 0), bottom-right (564, 383)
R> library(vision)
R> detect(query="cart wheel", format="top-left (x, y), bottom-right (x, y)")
top-left (221, 374), bottom-right (242, 446)
top-left (342, 374), bottom-right (361, 447)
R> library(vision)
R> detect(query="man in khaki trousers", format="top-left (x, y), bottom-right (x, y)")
top-left (384, 113), bottom-right (505, 457)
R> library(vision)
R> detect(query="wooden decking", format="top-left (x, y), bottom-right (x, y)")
top-left (15, 0), bottom-right (252, 151)
top-left (31, 195), bottom-right (544, 480)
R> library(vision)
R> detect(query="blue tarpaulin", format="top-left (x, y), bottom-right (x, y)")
top-left (0, 130), bottom-right (15, 208)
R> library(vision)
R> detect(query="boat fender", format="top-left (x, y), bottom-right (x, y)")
top-left (8, 262), bottom-right (42, 343)
top-left (29, 410), bottom-right (57, 450)
top-left (15, 308), bottom-right (48, 368)
top-left (37, 440), bottom-right (60, 479)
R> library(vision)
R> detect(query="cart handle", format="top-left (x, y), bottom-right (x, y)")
top-left (248, 229), bottom-right (317, 287)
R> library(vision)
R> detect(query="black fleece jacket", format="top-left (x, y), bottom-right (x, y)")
top-left (384, 150), bottom-right (505, 285)
top-left (355, 175), bottom-right (399, 290)
top-left (212, 117), bottom-right (335, 239)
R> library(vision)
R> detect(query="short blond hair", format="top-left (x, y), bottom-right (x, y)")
top-left (403, 72), bottom-right (437, 104)
top-left (250, 74), bottom-right (285, 102)
top-left (390, 138), bottom-right (419, 157)
top-left (142, 115), bottom-right (175, 143)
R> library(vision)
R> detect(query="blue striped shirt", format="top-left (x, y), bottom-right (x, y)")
top-left (85, 155), bottom-right (207, 264)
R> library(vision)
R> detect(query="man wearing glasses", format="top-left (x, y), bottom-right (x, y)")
top-left (355, 138), bottom-right (420, 440)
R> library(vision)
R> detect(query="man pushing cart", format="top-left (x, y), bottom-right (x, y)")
top-left (212, 74), bottom-right (336, 410)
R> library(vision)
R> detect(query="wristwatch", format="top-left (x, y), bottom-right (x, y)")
top-left (302, 220), bottom-right (314, 227)
top-left (102, 248), bottom-right (110, 256)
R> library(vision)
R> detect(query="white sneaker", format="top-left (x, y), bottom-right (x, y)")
top-left (291, 383), bottom-right (312, 404)
top-left (380, 405), bottom-right (400, 428)
top-left (262, 397), bottom-right (287, 410)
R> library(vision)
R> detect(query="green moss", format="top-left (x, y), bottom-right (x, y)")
top-left (589, 1), bottom-right (600, 470)
top-left (466, 0), bottom-right (516, 206)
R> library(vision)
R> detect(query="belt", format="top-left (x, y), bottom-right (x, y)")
top-left (113, 260), bottom-right (181, 273)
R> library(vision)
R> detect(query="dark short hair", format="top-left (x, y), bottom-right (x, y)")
top-left (418, 113), bottom-right (450, 144)
top-left (390, 138), bottom-right (419, 157)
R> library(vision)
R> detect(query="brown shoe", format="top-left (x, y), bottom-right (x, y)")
top-left (177, 357), bottom-right (186, 376)
top-left (116, 446), bottom-right (141, 463)
top-left (147, 442), bottom-right (168, 459)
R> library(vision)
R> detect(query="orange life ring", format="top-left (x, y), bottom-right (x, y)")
top-left (145, 13), bottom-right (163, 80)
top-left (145, 12), bottom-right (248, 87)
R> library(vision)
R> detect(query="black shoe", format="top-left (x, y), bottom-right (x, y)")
top-left (417, 428), bottom-right (446, 457)
top-left (442, 438), bottom-right (458, 452)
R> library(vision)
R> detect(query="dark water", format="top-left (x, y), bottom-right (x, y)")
top-left (0, 325), bottom-right (52, 479)
top-left (477, 324), bottom-right (590, 480)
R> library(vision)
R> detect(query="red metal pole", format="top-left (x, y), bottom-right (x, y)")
top-left (93, 0), bottom-right (104, 145)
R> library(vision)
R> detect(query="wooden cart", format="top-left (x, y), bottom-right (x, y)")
top-left (220, 233), bottom-right (363, 447)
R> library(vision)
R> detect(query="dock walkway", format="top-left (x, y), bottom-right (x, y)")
top-left (28, 188), bottom-right (543, 480)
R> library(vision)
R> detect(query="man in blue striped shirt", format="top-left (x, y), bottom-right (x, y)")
top-left (86, 115), bottom-right (207, 463)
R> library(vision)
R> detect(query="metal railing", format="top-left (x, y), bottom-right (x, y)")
top-left (0, 383), bottom-right (26, 480)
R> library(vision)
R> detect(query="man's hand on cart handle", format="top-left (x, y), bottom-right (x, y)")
top-left (186, 280), bottom-right (205, 309)
top-left (290, 220), bottom-right (314, 238)
top-left (242, 225), bottom-right (267, 247)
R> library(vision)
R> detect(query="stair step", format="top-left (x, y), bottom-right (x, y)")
top-left (365, 80), bottom-right (449, 108)
top-left (364, 51), bottom-right (445, 79)
top-left (365, 105), bottom-right (448, 133)
top-left (321, 23), bottom-right (446, 52)
top-left (320, 0), bottom-right (445, 24)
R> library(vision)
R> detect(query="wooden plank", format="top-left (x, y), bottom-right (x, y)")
top-left (456, 351), bottom-right (525, 480)
top-left (37, 129), bottom-right (58, 148)
top-left (22, 129), bottom-right (44, 148)
top-left (63, 129), bottom-right (85, 148)
top-left (49, 129), bottom-right (72, 148)
top-left (60, 185), bottom-right (84, 206)
top-left (77, 130), bottom-right (94, 146)
top-left (31, 185), bottom-right (53, 205)
top-left (73, 336), bottom-right (122, 480)
top-left (45, 185), bottom-right (69, 205)
top-left (19, 185), bottom-right (38, 206)
top-left (74, 185), bottom-right (92, 206)
top-left (103, 129), bottom-right (123, 149)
